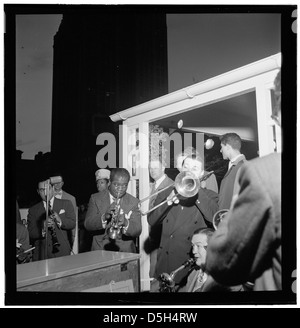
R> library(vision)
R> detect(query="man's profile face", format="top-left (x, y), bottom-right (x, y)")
top-left (191, 233), bottom-right (208, 267)
top-left (109, 174), bottom-right (129, 199)
top-left (220, 143), bottom-right (230, 160)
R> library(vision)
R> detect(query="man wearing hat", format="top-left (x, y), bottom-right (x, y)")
top-left (95, 168), bottom-right (111, 192)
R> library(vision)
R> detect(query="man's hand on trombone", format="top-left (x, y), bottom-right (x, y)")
top-left (166, 190), bottom-right (180, 206)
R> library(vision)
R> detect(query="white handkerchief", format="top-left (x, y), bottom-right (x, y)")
top-left (59, 209), bottom-right (65, 214)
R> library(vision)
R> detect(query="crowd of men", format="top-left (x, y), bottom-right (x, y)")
top-left (16, 70), bottom-right (282, 294)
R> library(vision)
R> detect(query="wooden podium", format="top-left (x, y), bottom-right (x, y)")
top-left (17, 250), bottom-right (140, 292)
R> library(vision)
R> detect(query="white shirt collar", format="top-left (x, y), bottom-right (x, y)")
top-left (228, 154), bottom-right (244, 171)
top-left (55, 190), bottom-right (63, 199)
top-left (230, 154), bottom-right (244, 164)
top-left (109, 192), bottom-right (117, 204)
top-left (43, 197), bottom-right (54, 210)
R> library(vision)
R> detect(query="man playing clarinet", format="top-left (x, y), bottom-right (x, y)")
top-left (27, 177), bottom-right (76, 261)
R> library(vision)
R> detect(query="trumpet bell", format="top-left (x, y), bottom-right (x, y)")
top-left (108, 226), bottom-right (122, 240)
top-left (212, 209), bottom-right (229, 230)
top-left (175, 171), bottom-right (200, 198)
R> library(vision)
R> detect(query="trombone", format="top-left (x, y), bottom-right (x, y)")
top-left (140, 170), bottom-right (214, 216)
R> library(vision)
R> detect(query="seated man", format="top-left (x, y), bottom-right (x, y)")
top-left (84, 168), bottom-right (142, 253)
top-left (27, 177), bottom-right (76, 261)
top-left (177, 228), bottom-right (242, 292)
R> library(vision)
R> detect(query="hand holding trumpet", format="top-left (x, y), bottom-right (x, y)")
top-left (116, 209), bottom-right (132, 228)
top-left (103, 202), bottom-right (119, 224)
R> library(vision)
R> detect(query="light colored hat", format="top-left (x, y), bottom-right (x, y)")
top-left (95, 169), bottom-right (110, 181)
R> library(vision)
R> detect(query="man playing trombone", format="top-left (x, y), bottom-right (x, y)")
top-left (148, 151), bottom-right (219, 291)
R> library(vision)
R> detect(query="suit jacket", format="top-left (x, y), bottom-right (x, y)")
top-left (27, 198), bottom-right (76, 261)
top-left (84, 190), bottom-right (142, 253)
top-left (60, 190), bottom-right (77, 211)
top-left (148, 186), bottom-right (219, 284)
top-left (206, 153), bottom-right (281, 291)
top-left (148, 176), bottom-right (174, 249)
top-left (58, 190), bottom-right (77, 244)
top-left (178, 269), bottom-right (243, 292)
top-left (218, 155), bottom-right (246, 210)
top-left (17, 222), bottom-right (30, 251)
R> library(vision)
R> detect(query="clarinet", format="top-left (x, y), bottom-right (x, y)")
top-left (48, 202), bottom-right (60, 252)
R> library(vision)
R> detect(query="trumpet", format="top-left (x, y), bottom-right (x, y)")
top-left (140, 170), bottom-right (214, 216)
top-left (212, 209), bottom-right (229, 230)
top-left (158, 258), bottom-right (196, 292)
top-left (107, 192), bottom-right (123, 240)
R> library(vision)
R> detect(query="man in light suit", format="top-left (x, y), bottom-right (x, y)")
top-left (51, 174), bottom-right (77, 249)
top-left (27, 178), bottom-right (76, 261)
top-left (145, 159), bottom-right (174, 278)
top-left (148, 152), bottom-right (219, 289)
top-left (206, 70), bottom-right (282, 291)
top-left (84, 168), bottom-right (142, 253)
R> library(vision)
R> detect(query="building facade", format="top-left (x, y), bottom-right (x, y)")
top-left (51, 9), bottom-right (168, 203)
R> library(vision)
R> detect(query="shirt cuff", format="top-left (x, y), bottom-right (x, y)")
top-left (101, 214), bottom-right (107, 229)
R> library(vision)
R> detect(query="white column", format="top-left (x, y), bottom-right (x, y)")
top-left (255, 84), bottom-right (275, 156)
top-left (138, 121), bottom-right (151, 292)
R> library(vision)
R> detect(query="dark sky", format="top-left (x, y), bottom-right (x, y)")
top-left (16, 14), bottom-right (63, 159)
top-left (15, 11), bottom-right (280, 159)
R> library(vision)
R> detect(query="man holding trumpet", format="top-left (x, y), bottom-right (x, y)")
top-left (84, 168), bottom-right (142, 253)
top-left (148, 150), bottom-right (219, 291)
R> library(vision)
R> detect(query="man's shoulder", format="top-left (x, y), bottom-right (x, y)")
top-left (29, 201), bottom-right (42, 211)
top-left (55, 197), bottom-right (73, 207)
top-left (235, 154), bottom-right (246, 165)
top-left (124, 192), bottom-right (139, 204)
top-left (244, 152), bottom-right (281, 171)
top-left (62, 190), bottom-right (76, 201)
top-left (164, 176), bottom-right (174, 185)
top-left (156, 176), bottom-right (173, 190)
top-left (90, 190), bottom-right (109, 200)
